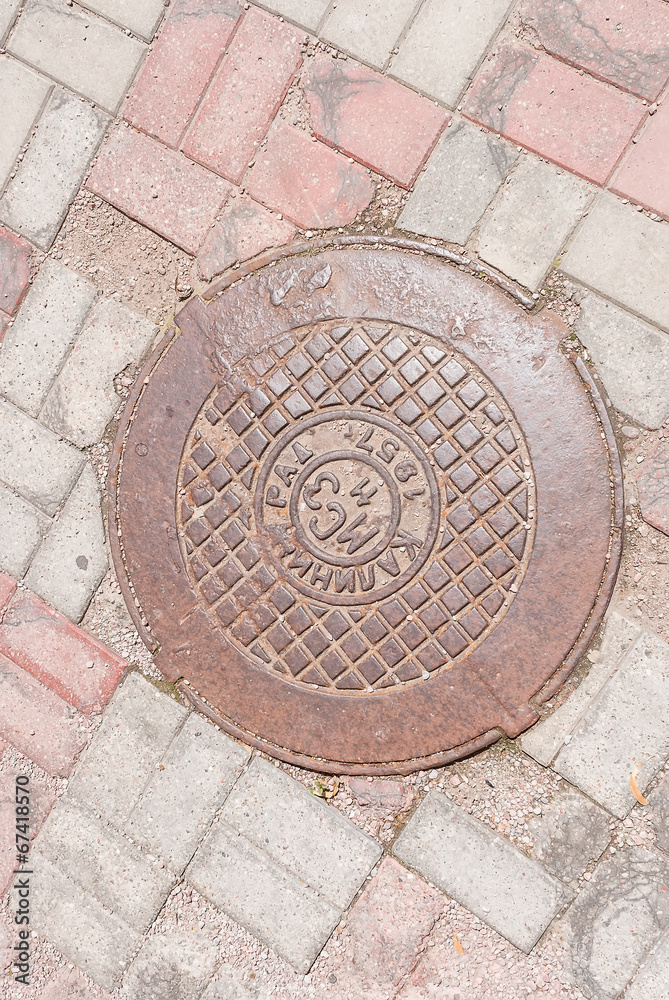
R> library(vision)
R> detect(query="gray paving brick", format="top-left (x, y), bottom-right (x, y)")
top-left (9, 0), bottom-right (146, 113)
top-left (0, 482), bottom-right (49, 578)
top-left (255, 0), bottom-right (330, 30)
top-left (554, 631), bottom-right (669, 818)
top-left (521, 611), bottom-right (641, 767)
top-left (122, 928), bottom-right (220, 1000)
top-left (649, 774), bottom-right (669, 853)
top-left (0, 87), bottom-right (108, 250)
top-left (202, 968), bottom-right (259, 1000)
top-left (477, 157), bottom-right (592, 290)
top-left (624, 930), bottom-right (669, 1000)
top-left (529, 789), bottom-right (612, 883)
top-left (561, 848), bottom-right (669, 999)
top-left (79, 0), bottom-right (165, 41)
top-left (223, 757), bottom-right (381, 910)
top-left (25, 462), bottom-right (107, 621)
top-left (320, 0), bottom-right (418, 70)
top-left (68, 671), bottom-right (188, 825)
top-left (34, 796), bottom-right (174, 931)
top-left (393, 791), bottom-right (572, 953)
top-left (575, 293), bottom-right (669, 429)
top-left (31, 854), bottom-right (142, 990)
top-left (561, 193), bottom-right (669, 333)
top-left (0, 397), bottom-right (84, 516)
top-left (40, 298), bottom-right (157, 448)
top-left (127, 714), bottom-right (250, 874)
top-left (187, 818), bottom-right (340, 973)
top-left (0, 0), bottom-right (20, 43)
top-left (398, 121), bottom-right (517, 245)
top-left (390, 0), bottom-right (512, 107)
top-left (0, 54), bottom-right (51, 189)
top-left (0, 259), bottom-right (96, 416)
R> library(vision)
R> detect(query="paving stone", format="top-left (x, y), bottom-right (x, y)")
top-left (560, 848), bottom-right (669, 999)
top-left (0, 54), bottom-right (52, 190)
top-left (183, 7), bottom-right (305, 184)
top-left (35, 796), bottom-right (174, 930)
top-left (390, 0), bottom-right (513, 108)
top-left (346, 776), bottom-right (414, 815)
top-left (201, 967), bottom-right (259, 1000)
top-left (121, 927), bottom-right (220, 1000)
top-left (0, 397), bottom-right (84, 516)
top-left (126, 713), bottom-right (249, 873)
top-left (0, 483), bottom-right (49, 578)
top-left (521, 611), bottom-right (642, 766)
top-left (638, 441), bottom-right (669, 537)
top-left (0, 768), bottom-right (55, 895)
top-left (0, 588), bottom-right (125, 713)
top-left (124, 0), bottom-right (243, 149)
top-left (87, 127), bottom-right (231, 255)
top-left (40, 297), bottom-right (157, 448)
top-left (79, 0), bottom-right (165, 40)
top-left (0, 226), bottom-right (32, 317)
top-left (31, 855), bottom-right (142, 990)
top-left (198, 192), bottom-right (296, 281)
top-left (393, 791), bottom-right (572, 953)
top-left (8, 0), bottom-right (146, 114)
top-left (222, 756), bottom-right (381, 910)
top-left (255, 0), bottom-right (329, 30)
top-left (612, 100), bottom-right (669, 221)
top-left (186, 818), bottom-right (341, 973)
top-left (0, 258), bottom-right (96, 417)
top-left (0, 571), bottom-right (16, 611)
top-left (0, 88), bottom-right (108, 251)
top-left (529, 789), bottom-right (611, 882)
top-left (331, 857), bottom-right (443, 990)
top-left (303, 54), bottom-right (446, 189)
top-left (398, 121), bottom-right (518, 244)
top-left (519, 0), bottom-right (669, 102)
top-left (649, 774), bottom-right (669, 853)
top-left (624, 931), bottom-right (669, 1000)
top-left (464, 44), bottom-right (645, 185)
top-left (68, 671), bottom-right (187, 825)
top-left (0, 0), bottom-right (20, 42)
top-left (25, 463), bottom-right (108, 622)
top-left (562, 192), bottom-right (669, 333)
top-left (574, 293), bottom-right (669, 429)
top-left (554, 631), bottom-right (669, 818)
top-left (0, 310), bottom-right (11, 342)
top-left (320, 0), bottom-right (417, 70)
top-left (247, 121), bottom-right (374, 228)
top-left (29, 966), bottom-right (113, 1000)
top-left (0, 652), bottom-right (85, 776)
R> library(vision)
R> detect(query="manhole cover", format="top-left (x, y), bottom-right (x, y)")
top-left (111, 242), bottom-right (622, 774)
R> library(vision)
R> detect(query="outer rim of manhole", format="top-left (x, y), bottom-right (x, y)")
top-left (109, 238), bottom-right (623, 776)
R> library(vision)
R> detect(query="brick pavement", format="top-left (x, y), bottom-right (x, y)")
top-left (0, 0), bottom-right (668, 996)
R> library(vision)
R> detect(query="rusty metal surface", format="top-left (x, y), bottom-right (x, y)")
top-left (109, 241), bottom-right (622, 773)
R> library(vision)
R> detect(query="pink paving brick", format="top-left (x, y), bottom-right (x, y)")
top-left (198, 192), bottom-right (296, 281)
top-left (0, 653), bottom-right (86, 777)
top-left (0, 770), bottom-right (55, 896)
top-left (520, 0), bottom-right (669, 102)
top-left (0, 590), bottom-right (126, 714)
top-left (611, 101), bottom-right (669, 220)
top-left (87, 127), bottom-right (231, 255)
top-left (0, 226), bottom-right (31, 316)
top-left (464, 44), bottom-right (645, 185)
top-left (637, 440), bottom-right (669, 538)
top-left (36, 967), bottom-right (114, 1000)
top-left (247, 121), bottom-right (375, 229)
top-left (125, 0), bottom-right (243, 148)
top-left (0, 573), bottom-right (16, 613)
top-left (183, 7), bottom-right (306, 184)
top-left (303, 55), bottom-right (448, 188)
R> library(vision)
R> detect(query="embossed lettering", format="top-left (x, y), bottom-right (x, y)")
top-left (265, 485), bottom-right (286, 508)
top-left (377, 550), bottom-right (400, 577)
top-left (337, 513), bottom-right (379, 554)
top-left (275, 465), bottom-right (298, 487)
top-left (350, 477), bottom-right (377, 507)
top-left (395, 460), bottom-right (418, 482)
top-left (292, 442), bottom-right (313, 464)
top-left (357, 566), bottom-right (375, 591)
top-left (288, 552), bottom-right (312, 577)
top-left (310, 564), bottom-right (333, 590)
top-left (309, 503), bottom-right (347, 540)
top-left (334, 568), bottom-right (356, 593)
top-left (377, 439), bottom-right (400, 463)
top-left (356, 428), bottom-right (374, 452)
top-left (391, 529), bottom-right (423, 561)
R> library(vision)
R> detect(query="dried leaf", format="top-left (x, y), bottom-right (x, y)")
top-left (454, 934), bottom-right (465, 955)
top-left (630, 766), bottom-right (647, 805)
top-left (312, 779), bottom-right (339, 800)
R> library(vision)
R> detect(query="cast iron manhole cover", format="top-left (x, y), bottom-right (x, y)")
top-left (111, 242), bottom-right (622, 774)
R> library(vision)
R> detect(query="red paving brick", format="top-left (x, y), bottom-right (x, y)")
top-left (611, 101), bottom-right (669, 220)
top-left (87, 127), bottom-right (231, 255)
top-left (0, 573), bottom-right (16, 613)
top-left (0, 653), bottom-right (86, 777)
top-left (303, 55), bottom-right (447, 188)
top-left (637, 440), bottom-right (669, 537)
top-left (464, 44), bottom-right (645, 184)
top-left (0, 590), bottom-right (126, 714)
top-left (247, 121), bottom-right (375, 229)
top-left (125, 0), bottom-right (244, 148)
top-left (0, 226), bottom-right (31, 316)
top-left (520, 0), bottom-right (669, 102)
top-left (183, 7), bottom-right (306, 184)
top-left (0, 770), bottom-right (55, 896)
top-left (198, 191), bottom-right (296, 281)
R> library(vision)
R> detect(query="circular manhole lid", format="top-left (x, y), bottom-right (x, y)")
top-left (110, 242), bottom-right (622, 774)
